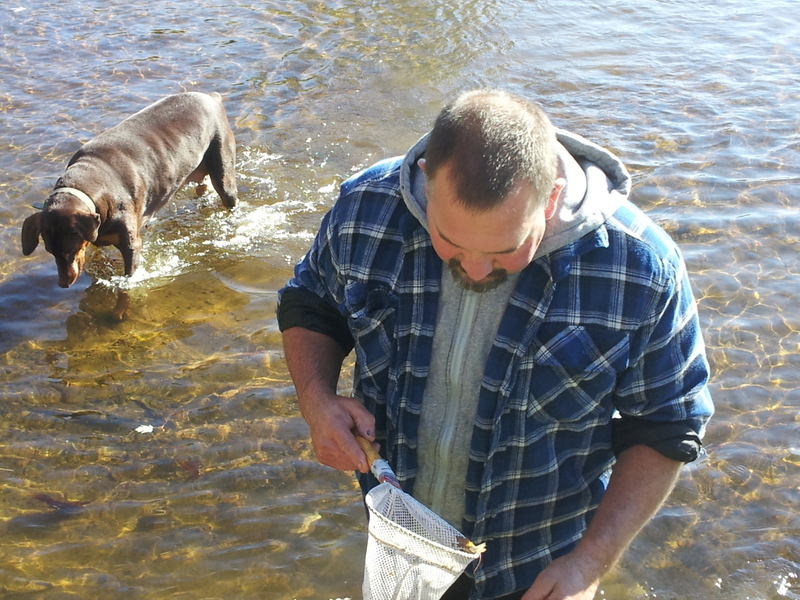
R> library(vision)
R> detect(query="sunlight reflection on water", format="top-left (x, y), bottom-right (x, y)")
top-left (1, 0), bottom-right (799, 598)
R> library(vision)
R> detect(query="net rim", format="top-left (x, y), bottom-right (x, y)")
top-left (365, 485), bottom-right (478, 562)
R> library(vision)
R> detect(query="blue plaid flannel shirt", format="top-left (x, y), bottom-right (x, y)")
top-left (280, 152), bottom-right (713, 599)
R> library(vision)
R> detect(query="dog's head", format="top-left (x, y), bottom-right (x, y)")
top-left (22, 207), bottom-right (101, 288)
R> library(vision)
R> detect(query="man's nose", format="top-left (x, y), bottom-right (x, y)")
top-left (460, 254), bottom-right (494, 281)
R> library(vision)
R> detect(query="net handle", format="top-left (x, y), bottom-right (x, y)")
top-left (356, 434), bottom-right (401, 487)
top-left (356, 435), bottom-right (382, 464)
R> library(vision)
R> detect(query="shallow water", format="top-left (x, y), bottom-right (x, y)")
top-left (1, 0), bottom-right (799, 598)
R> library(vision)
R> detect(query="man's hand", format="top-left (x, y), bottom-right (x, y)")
top-left (522, 553), bottom-right (601, 600)
top-left (523, 445), bottom-right (683, 600)
top-left (282, 326), bottom-right (376, 474)
top-left (304, 392), bottom-right (376, 472)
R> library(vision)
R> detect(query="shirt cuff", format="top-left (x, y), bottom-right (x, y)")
top-left (611, 415), bottom-right (703, 462)
top-left (277, 286), bottom-right (355, 354)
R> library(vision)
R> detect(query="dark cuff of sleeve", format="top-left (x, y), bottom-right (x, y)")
top-left (612, 415), bottom-right (702, 463)
top-left (277, 286), bottom-right (355, 355)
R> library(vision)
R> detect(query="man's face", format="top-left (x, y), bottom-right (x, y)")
top-left (424, 160), bottom-right (559, 292)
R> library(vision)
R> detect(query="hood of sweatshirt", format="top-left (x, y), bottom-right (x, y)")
top-left (398, 128), bottom-right (631, 258)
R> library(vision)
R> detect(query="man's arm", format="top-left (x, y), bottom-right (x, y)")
top-left (282, 326), bottom-right (375, 473)
top-left (523, 444), bottom-right (682, 600)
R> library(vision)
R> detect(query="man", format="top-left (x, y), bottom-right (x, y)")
top-left (278, 90), bottom-right (713, 600)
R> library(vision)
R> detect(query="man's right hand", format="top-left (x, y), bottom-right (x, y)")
top-left (304, 392), bottom-right (376, 472)
top-left (282, 326), bottom-right (377, 474)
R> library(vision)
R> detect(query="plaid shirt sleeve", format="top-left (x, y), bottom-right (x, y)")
top-left (608, 203), bottom-right (713, 435)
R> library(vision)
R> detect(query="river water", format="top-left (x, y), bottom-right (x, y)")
top-left (0, 0), bottom-right (798, 598)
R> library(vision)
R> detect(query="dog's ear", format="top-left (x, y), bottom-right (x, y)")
top-left (21, 212), bottom-right (42, 255)
top-left (75, 213), bottom-right (101, 243)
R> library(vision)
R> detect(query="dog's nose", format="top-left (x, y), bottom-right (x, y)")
top-left (59, 271), bottom-right (79, 288)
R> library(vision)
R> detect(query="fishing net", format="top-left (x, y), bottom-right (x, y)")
top-left (358, 438), bottom-right (484, 600)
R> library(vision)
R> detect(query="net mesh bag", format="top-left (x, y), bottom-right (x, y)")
top-left (362, 482), bottom-right (481, 600)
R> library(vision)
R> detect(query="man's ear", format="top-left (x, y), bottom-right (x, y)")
top-left (545, 178), bottom-right (566, 220)
top-left (21, 212), bottom-right (42, 255)
top-left (75, 213), bottom-right (101, 243)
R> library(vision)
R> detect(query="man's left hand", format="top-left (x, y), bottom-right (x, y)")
top-left (521, 552), bottom-right (601, 600)
top-left (522, 445), bottom-right (684, 600)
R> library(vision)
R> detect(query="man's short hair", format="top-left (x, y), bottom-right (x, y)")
top-left (425, 90), bottom-right (559, 212)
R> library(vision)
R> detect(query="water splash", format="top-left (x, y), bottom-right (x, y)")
top-left (87, 148), bottom-right (324, 290)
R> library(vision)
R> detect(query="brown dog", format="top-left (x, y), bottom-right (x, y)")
top-left (21, 92), bottom-right (238, 288)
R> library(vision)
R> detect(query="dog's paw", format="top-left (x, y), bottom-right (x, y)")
top-left (112, 290), bottom-right (132, 321)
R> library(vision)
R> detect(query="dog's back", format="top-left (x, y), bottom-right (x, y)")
top-left (65, 92), bottom-right (238, 218)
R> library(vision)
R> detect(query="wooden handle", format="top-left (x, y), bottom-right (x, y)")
top-left (356, 435), bottom-right (401, 488)
top-left (355, 434), bottom-right (382, 464)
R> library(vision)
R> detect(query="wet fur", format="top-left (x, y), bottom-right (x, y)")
top-left (21, 92), bottom-right (238, 288)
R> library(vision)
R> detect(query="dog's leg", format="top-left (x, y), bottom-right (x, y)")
top-left (112, 231), bottom-right (137, 320)
top-left (119, 233), bottom-right (142, 277)
top-left (206, 128), bottom-right (238, 209)
top-left (194, 176), bottom-right (209, 197)
top-left (183, 167), bottom-right (210, 197)
top-left (113, 290), bottom-right (132, 321)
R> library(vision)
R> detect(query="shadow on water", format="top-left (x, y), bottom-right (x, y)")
top-left (2, 494), bottom-right (90, 539)
top-left (0, 263), bottom-right (178, 357)
top-left (0, 263), bottom-right (88, 355)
